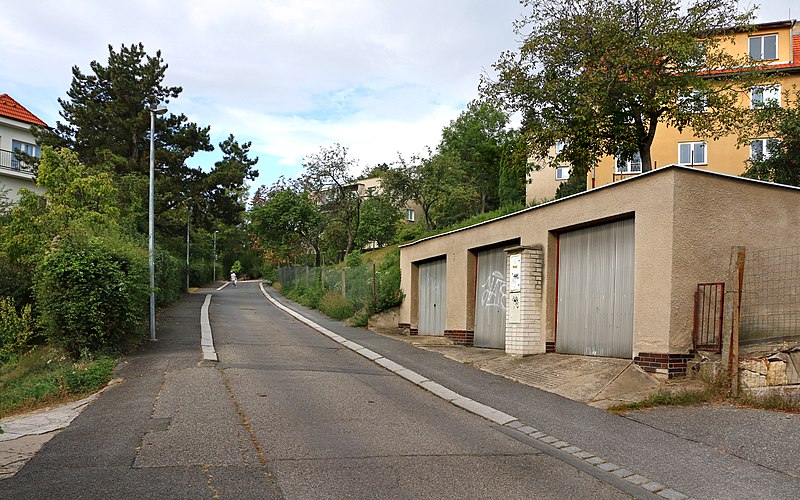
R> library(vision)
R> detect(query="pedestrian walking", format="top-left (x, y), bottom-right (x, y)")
top-left (230, 271), bottom-right (237, 287)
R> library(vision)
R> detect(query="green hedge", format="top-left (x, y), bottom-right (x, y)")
top-left (35, 226), bottom-right (149, 357)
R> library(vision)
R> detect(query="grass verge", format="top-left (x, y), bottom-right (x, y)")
top-left (609, 376), bottom-right (800, 414)
top-left (0, 345), bottom-right (116, 418)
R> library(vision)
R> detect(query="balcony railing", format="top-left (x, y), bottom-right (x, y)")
top-left (0, 149), bottom-right (35, 174)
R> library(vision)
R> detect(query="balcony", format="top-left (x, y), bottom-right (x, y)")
top-left (0, 149), bottom-right (35, 175)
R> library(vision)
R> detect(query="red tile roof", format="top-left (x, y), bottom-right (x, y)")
top-left (0, 94), bottom-right (48, 127)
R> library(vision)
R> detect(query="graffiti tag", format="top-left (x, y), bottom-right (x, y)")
top-left (480, 271), bottom-right (507, 310)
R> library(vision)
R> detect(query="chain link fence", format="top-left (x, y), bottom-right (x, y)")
top-left (275, 254), bottom-right (403, 317)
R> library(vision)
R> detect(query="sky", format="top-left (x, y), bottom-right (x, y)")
top-left (0, 1), bottom-right (795, 195)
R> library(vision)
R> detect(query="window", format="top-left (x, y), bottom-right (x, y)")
top-left (679, 90), bottom-right (707, 113)
top-left (679, 142), bottom-right (706, 165)
top-left (749, 34), bottom-right (778, 61)
top-left (405, 209), bottom-right (415, 222)
top-left (615, 151), bottom-right (642, 174)
top-left (11, 140), bottom-right (41, 170)
top-left (555, 167), bottom-right (570, 180)
top-left (554, 141), bottom-right (567, 154)
top-left (751, 85), bottom-right (781, 108)
top-left (750, 138), bottom-right (779, 160)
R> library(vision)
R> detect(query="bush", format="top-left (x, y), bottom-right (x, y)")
top-left (318, 290), bottom-right (356, 320)
top-left (396, 221), bottom-right (426, 243)
top-left (155, 248), bottom-right (183, 306)
top-left (373, 248), bottom-right (404, 313)
top-left (0, 297), bottom-right (34, 364)
top-left (344, 251), bottom-right (363, 268)
top-left (35, 226), bottom-right (149, 358)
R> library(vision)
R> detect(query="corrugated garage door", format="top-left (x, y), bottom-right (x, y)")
top-left (474, 247), bottom-right (507, 348)
top-left (556, 219), bottom-right (634, 358)
top-left (418, 259), bottom-right (446, 336)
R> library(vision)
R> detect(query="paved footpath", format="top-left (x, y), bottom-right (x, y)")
top-left (2, 282), bottom-right (799, 498)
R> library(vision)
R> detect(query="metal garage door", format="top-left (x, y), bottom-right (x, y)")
top-left (474, 247), bottom-right (507, 348)
top-left (556, 219), bottom-right (634, 358)
top-left (418, 259), bottom-right (446, 336)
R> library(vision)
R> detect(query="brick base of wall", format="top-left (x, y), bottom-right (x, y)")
top-left (634, 353), bottom-right (694, 378)
top-left (545, 342), bottom-right (556, 353)
top-left (444, 330), bottom-right (474, 346)
top-left (398, 323), bottom-right (416, 336)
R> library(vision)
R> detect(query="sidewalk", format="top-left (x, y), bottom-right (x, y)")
top-left (262, 286), bottom-right (800, 499)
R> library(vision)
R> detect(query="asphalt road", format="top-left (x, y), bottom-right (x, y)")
top-left (3, 283), bottom-right (632, 499)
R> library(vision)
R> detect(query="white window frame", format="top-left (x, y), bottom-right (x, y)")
top-left (751, 84), bottom-right (781, 108)
top-left (615, 151), bottom-right (642, 174)
top-left (749, 34), bottom-right (778, 61)
top-left (678, 142), bottom-right (707, 166)
top-left (405, 209), bottom-right (415, 222)
top-left (750, 138), bottom-right (779, 161)
top-left (555, 167), bottom-right (570, 180)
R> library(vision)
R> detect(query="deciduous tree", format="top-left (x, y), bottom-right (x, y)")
top-left (483, 0), bottom-right (762, 178)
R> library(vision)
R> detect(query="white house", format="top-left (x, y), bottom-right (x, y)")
top-left (0, 94), bottom-right (47, 203)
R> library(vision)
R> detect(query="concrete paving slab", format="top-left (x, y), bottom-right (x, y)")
top-left (589, 363), bottom-right (662, 408)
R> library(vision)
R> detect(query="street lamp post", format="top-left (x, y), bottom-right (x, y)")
top-left (149, 104), bottom-right (167, 342)
top-left (186, 205), bottom-right (191, 292)
top-left (213, 230), bottom-right (219, 283)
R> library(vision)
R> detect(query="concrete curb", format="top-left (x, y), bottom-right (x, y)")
top-left (201, 293), bottom-right (218, 361)
top-left (258, 283), bottom-right (686, 499)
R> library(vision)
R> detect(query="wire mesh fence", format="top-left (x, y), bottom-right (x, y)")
top-left (275, 259), bottom-right (402, 314)
top-left (740, 246), bottom-right (800, 345)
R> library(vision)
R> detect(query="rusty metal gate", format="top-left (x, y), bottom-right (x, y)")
top-left (418, 258), bottom-right (446, 336)
top-left (693, 283), bottom-right (724, 352)
top-left (474, 247), bottom-right (507, 349)
top-left (556, 218), bottom-right (635, 358)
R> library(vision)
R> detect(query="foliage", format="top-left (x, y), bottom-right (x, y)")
top-left (356, 194), bottom-right (401, 249)
top-left (483, 0), bottom-right (761, 177)
top-left (373, 248), bottom-right (404, 312)
top-left (380, 150), bottom-right (465, 230)
top-left (35, 224), bottom-right (149, 358)
top-left (344, 251), bottom-right (363, 268)
top-left (0, 346), bottom-right (115, 416)
top-left (555, 170), bottom-right (588, 199)
top-left (0, 297), bottom-right (34, 364)
top-left (395, 220), bottom-right (426, 243)
top-left (301, 144), bottom-right (362, 257)
top-left (318, 291), bottom-right (357, 320)
top-left (743, 87), bottom-right (800, 187)
top-left (30, 42), bottom-right (257, 279)
top-left (155, 247), bottom-right (184, 307)
top-left (230, 260), bottom-right (242, 274)
top-left (250, 178), bottom-right (324, 265)
top-left (438, 101), bottom-right (514, 213)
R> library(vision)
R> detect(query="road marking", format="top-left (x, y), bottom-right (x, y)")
top-left (257, 283), bottom-right (685, 499)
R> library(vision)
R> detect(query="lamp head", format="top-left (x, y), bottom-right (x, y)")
top-left (149, 104), bottom-right (168, 115)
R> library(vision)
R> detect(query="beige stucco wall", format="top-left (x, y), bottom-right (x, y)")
top-left (401, 166), bottom-right (800, 358)
top-left (401, 167), bottom-right (681, 356)
top-left (668, 170), bottom-right (800, 352)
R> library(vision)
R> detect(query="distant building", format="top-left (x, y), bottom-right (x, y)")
top-left (0, 93), bottom-right (47, 203)
top-left (351, 176), bottom-right (422, 225)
